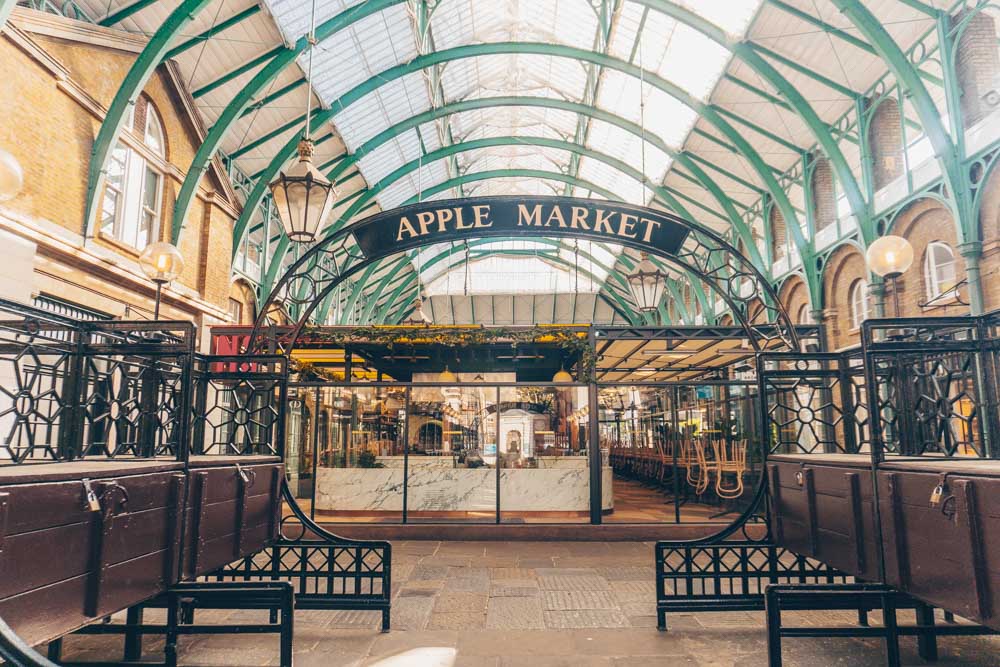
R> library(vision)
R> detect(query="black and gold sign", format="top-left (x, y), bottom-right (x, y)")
top-left (350, 196), bottom-right (690, 259)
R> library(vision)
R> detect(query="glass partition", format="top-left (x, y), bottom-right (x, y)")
top-left (498, 386), bottom-right (591, 524)
top-left (312, 386), bottom-right (407, 522)
top-left (408, 385), bottom-right (497, 522)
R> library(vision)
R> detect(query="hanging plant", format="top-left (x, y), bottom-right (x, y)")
top-left (295, 325), bottom-right (596, 378)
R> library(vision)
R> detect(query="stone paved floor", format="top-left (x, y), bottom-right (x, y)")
top-left (58, 541), bottom-right (1000, 666)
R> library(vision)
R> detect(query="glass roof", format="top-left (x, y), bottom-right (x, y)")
top-left (262, 0), bottom-right (764, 297)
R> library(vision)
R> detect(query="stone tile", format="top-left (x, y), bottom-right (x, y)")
top-left (426, 611), bottom-right (487, 630)
top-left (619, 601), bottom-right (656, 617)
top-left (517, 558), bottom-right (558, 568)
top-left (398, 578), bottom-right (445, 592)
top-left (325, 610), bottom-right (382, 629)
top-left (491, 584), bottom-right (541, 597)
top-left (500, 657), bottom-right (613, 667)
top-left (397, 587), bottom-right (438, 597)
top-left (596, 566), bottom-right (656, 581)
top-left (542, 610), bottom-right (630, 629)
top-left (627, 615), bottom-right (659, 628)
top-left (434, 592), bottom-right (489, 613)
top-left (490, 567), bottom-right (536, 580)
top-left (542, 590), bottom-right (619, 611)
top-left (457, 630), bottom-right (577, 657)
top-left (410, 564), bottom-right (450, 580)
top-left (485, 596), bottom-right (545, 629)
top-left (538, 575), bottom-right (610, 591)
top-left (388, 596), bottom-right (434, 631)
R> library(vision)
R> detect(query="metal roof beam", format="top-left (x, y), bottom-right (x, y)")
top-left (99, 0), bottom-right (157, 26)
top-left (191, 46), bottom-right (284, 99)
top-left (164, 5), bottom-right (262, 60)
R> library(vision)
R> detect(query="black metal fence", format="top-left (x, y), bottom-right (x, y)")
top-left (0, 298), bottom-right (287, 464)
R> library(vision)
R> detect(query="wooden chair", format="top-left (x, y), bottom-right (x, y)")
top-left (712, 438), bottom-right (747, 499)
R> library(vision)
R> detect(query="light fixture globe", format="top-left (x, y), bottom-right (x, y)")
top-left (438, 365), bottom-right (457, 383)
top-left (552, 367), bottom-right (573, 383)
top-left (269, 139), bottom-right (336, 243)
top-left (0, 148), bottom-right (24, 201)
top-left (866, 235), bottom-right (914, 278)
top-left (139, 241), bottom-right (184, 284)
top-left (626, 252), bottom-right (667, 312)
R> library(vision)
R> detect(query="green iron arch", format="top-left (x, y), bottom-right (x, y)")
top-left (170, 41), bottom-right (807, 262)
top-left (232, 95), bottom-right (765, 270)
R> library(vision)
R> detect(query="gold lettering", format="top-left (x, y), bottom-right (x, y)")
top-left (435, 207), bottom-right (453, 231)
top-left (416, 211), bottom-right (436, 236)
top-left (617, 213), bottom-right (638, 239)
top-left (473, 204), bottom-right (493, 228)
top-left (545, 206), bottom-right (568, 228)
top-left (396, 216), bottom-right (419, 242)
top-left (570, 206), bottom-right (590, 230)
top-left (454, 207), bottom-right (473, 230)
top-left (517, 204), bottom-right (543, 226)
top-left (594, 209), bottom-right (616, 234)
top-left (639, 217), bottom-right (662, 243)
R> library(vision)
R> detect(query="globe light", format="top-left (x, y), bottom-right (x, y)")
top-left (866, 235), bottom-right (914, 279)
top-left (138, 242), bottom-right (184, 319)
top-left (626, 252), bottom-right (667, 312)
top-left (268, 139), bottom-right (336, 243)
top-left (0, 148), bottom-right (24, 201)
top-left (552, 367), bottom-right (574, 383)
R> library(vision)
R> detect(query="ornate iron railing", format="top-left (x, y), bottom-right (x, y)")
top-left (210, 486), bottom-right (392, 631)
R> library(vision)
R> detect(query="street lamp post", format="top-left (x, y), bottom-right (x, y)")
top-left (139, 241), bottom-right (184, 320)
top-left (866, 235), bottom-right (914, 317)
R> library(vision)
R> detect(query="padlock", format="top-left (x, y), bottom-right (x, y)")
top-left (929, 484), bottom-right (944, 506)
top-left (794, 471), bottom-right (804, 486)
top-left (83, 478), bottom-right (101, 512)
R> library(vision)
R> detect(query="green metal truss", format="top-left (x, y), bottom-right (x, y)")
top-left (832, 0), bottom-right (981, 313)
top-left (81, 0), bottom-right (216, 236)
top-left (231, 96), bottom-right (766, 271)
top-left (207, 41), bottom-right (807, 262)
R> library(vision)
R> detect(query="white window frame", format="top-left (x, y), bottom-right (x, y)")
top-left (850, 279), bottom-right (869, 330)
top-left (923, 241), bottom-right (958, 302)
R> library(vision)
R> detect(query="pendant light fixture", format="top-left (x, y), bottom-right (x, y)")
top-left (552, 366), bottom-right (573, 383)
top-left (627, 252), bottom-right (667, 312)
top-left (268, 0), bottom-right (335, 243)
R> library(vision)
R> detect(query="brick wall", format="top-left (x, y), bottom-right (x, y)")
top-left (868, 98), bottom-right (904, 191)
top-left (0, 24), bottom-right (235, 330)
top-left (954, 8), bottom-right (1000, 128)
top-left (778, 275), bottom-right (811, 324)
top-left (811, 156), bottom-right (836, 231)
top-left (822, 244), bottom-right (868, 350)
top-left (769, 204), bottom-right (786, 261)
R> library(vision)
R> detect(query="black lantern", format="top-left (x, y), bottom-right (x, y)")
top-left (626, 252), bottom-right (667, 312)
top-left (268, 139), bottom-right (336, 243)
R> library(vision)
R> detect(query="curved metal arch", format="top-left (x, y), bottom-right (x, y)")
top-left (371, 245), bottom-right (644, 326)
top-left (359, 240), bottom-right (626, 324)
top-left (279, 137), bottom-right (745, 319)
top-left (298, 134), bottom-right (746, 308)
top-left (232, 95), bottom-right (766, 270)
top-left (832, 0), bottom-right (971, 243)
top-left (639, 0), bottom-right (869, 245)
top-left (252, 195), bottom-right (798, 365)
top-left (260, 168), bottom-right (620, 293)
top-left (81, 0), bottom-right (216, 236)
top-left (176, 41), bottom-right (805, 258)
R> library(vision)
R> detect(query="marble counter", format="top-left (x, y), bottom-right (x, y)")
top-left (315, 465), bottom-right (613, 513)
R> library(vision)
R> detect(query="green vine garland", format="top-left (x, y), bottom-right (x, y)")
top-left (292, 325), bottom-right (595, 380)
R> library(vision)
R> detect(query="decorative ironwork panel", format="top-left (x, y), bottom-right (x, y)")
top-left (758, 353), bottom-right (861, 455)
top-left (191, 355), bottom-right (288, 457)
top-left (0, 303), bottom-right (77, 462)
top-left (655, 540), bottom-right (850, 626)
top-left (862, 317), bottom-right (994, 459)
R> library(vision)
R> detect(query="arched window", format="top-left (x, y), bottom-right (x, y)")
top-left (850, 279), bottom-right (869, 329)
top-left (100, 96), bottom-right (165, 251)
top-left (796, 303), bottom-right (813, 325)
top-left (923, 241), bottom-right (958, 300)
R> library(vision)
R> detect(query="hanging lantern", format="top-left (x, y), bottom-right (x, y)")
top-left (268, 139), bottom-right (336, 243)
top-left (408, 296), bottom-right (432, 324)
top-left (626, 252), bottom-right (667, 312)
top-left (0, 148), bottom-right (24, 201)
top-left (438, 365), bottom-right (457, 383)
